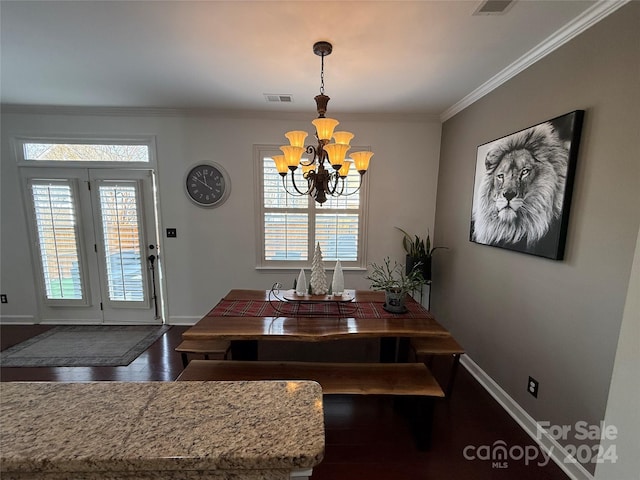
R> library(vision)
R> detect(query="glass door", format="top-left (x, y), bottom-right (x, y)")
top-left (23, 168), bottom-right (160, 324)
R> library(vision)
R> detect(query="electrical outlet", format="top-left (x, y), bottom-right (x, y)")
top-left (1, 294), bottom-right (7, 303)
top-left (166, 228), bottom-right (177, 238)
top-left (528, 376), bottom-right (539, 398)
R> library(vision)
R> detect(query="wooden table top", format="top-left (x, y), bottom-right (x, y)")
top-left (183, 289), bottom-right (450, 342)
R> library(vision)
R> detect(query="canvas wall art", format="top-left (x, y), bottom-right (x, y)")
top-left (470, 110), bottom-right (584, 260)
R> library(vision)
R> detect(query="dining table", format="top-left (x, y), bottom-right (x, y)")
top-left (181, 288), bottom-right (451, 362)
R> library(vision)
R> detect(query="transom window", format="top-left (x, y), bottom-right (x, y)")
top-left (255, 145), bottom-right (368, 268)
top-left (19, 140), bottom-right (150, 163)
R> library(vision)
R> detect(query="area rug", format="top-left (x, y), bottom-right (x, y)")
top-left (0, 325), bottom-right (171, 367)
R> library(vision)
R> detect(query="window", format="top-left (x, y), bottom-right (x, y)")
top-left (28, 179), bottom-right (87, 303)
top-left (97, 182), bottom-right (145, 302)
top-left (19, 140), bottom-right (150, 163)
top-left (256, 145), bottom-right (368, 268)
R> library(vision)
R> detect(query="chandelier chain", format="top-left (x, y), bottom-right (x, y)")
top-left (320, 53), bottom-right (325, 95)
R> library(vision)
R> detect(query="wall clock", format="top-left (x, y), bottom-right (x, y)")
top-left (184, 163), bottom-right (231, 208)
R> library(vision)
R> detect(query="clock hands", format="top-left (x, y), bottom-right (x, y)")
top-left (193, 176), bottom-right (213, 190)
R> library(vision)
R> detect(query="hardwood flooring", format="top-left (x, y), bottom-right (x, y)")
top-left (0, 325), bottom-right (570, 479)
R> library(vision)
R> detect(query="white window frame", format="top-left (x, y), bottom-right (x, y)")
top-left (254, 144), bottom-right (369, 270)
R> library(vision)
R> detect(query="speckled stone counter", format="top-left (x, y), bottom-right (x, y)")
top-left (0, 381), bottom-right (325, 479)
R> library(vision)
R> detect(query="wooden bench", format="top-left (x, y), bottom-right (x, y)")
top-left (175, 339), bottom-right (231, 367)
top-left (410, 335), bottom-right (464, 397)
top-left (177, 360), bottom-right (444, 450)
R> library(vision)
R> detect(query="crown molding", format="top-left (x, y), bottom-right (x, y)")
top-left (0, 105), bottom-right (187, 117)
top-left (1, 104), bottom-right (440, 124)
top-left (440, 0), bottom-right (630, 122)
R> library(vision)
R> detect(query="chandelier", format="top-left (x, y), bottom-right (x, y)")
top-left (272, 41), bottom-right (374, 205)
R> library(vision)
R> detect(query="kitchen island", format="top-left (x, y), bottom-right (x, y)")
top-left (0, 381), bottom-right (324, 479)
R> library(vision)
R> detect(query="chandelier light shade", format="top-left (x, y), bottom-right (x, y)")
top-left (272, 155), bottom-right (288, 175)
top-left (285, 131), bottom-right (308, 148)
top-left (351, 151), bottom-right (374, 172)
top-left (274, 41), bottom-right (373, 205)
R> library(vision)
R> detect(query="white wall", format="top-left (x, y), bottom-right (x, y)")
top-left (433, 3), bottom-right (639, 475)
top-left (0, 110), bottom-right (441, 324)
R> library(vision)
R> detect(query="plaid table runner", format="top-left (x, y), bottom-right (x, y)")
top-left (208, 299), bottom-right (431, 319)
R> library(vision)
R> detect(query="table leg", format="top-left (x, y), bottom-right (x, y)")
top-left (380, 337), bottom-right (411, 363)
top-left (230, 340), bottom-right (258, 360)
top-left (379, 337), bottom-right (396, 363)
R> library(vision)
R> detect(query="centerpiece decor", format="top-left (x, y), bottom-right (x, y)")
top-left (331, 260), bottom-right (345, 296)
top-left (309, 243), bottom-right (329, 295)
top-left (295, 269), bottom-right (308, 296)
top-left (366, 257), bottom-right (426, 313)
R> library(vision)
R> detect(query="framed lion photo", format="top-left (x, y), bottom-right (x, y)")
top-left (470, 110), bottom-right (584, 260)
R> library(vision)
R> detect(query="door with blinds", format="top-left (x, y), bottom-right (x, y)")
top-left (24, 168), bottom-right (159, 324)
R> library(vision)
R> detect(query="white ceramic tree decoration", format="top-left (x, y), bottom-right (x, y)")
top-left (310, 243), bottom-right (329, 295)
top-left (331, 260), bottom-right (344, 295)
top-left (296, 269), bottom-right (307, 296)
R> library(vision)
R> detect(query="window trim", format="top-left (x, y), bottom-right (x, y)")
top-left (254, 144), bottom-right (369, 270)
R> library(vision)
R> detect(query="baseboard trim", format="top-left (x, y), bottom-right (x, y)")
top-left (0, 315), bottom-right (37, 324)
top-left (460, 355), bottom-right (594, 480)
top-left (167, 316), bottom-right (200, 326)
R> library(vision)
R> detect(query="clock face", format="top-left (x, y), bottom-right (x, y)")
top-left (185, 163), bottom-right (230, 207)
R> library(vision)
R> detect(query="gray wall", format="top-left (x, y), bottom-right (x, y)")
top-left (433, 3), bottom-right (639, 473)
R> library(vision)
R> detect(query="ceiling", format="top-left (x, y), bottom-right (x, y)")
top-left (0, 1), bottom-right (619, 120)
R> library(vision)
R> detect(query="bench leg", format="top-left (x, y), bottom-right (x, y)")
top-left (409, 396), bottom-right (436, 451)
top-left (393, 396), bottom-right (436, 451)
top-left (446, 354), bottom-right (461, 398)
top-left (181, 352), bottom-right (189, 368)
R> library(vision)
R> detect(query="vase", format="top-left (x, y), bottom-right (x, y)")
top-left (331, 260), bottom-right (344, 296)
top-left (383, 288), bottom-right (407, 313)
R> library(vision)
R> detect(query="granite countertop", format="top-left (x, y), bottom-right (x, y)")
top-left (0, 381), bottom-right (324, 479)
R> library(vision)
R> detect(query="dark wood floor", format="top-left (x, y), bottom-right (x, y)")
top-left (1, 325), bottom-right (569, 479)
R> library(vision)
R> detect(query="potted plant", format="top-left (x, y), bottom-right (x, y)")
top-left (366, 257), bottom-right (426, 313)
top-left (395, 227), bottom-right (447, 282)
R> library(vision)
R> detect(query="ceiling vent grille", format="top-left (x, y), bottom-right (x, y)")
top-left (264, 94), bottom-right (293, 103)
top-left (473, 0), bottom-right (515, 15)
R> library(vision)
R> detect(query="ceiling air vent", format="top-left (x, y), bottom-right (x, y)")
top-left (473, 0), bottom-right (515, 15)
top-left (264, 94), bottom-right (293, 103)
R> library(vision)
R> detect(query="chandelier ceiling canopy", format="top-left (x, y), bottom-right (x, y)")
top-left (273, 41), bottom-right (373, 205)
